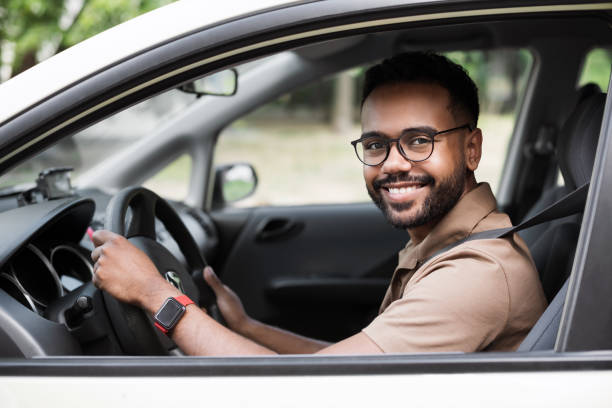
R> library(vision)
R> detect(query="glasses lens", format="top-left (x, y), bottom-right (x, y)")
top-left (355, 137), bottom-right (387, 165)
top-left (400, 132), bottom-right (433, 161)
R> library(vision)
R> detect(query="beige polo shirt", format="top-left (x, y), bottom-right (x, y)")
top-left (362, 183), bottom-right (547, 353)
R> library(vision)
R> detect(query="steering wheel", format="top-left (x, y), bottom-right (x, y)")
top-left (102, 186), bottom-right (219, 355)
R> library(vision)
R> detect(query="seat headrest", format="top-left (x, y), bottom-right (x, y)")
top-left (557, 87), bottom-right (606, 190)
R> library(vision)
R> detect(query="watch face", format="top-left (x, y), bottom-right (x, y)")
top-left (155, 298), bottom-right (186, 330)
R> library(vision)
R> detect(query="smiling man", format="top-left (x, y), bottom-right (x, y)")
top-left (91, 52), bottom-right (547, 355)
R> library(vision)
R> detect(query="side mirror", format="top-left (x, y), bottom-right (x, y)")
top-left (179, 69), bottom-right (238, 96)
top-left (212, 163), bottom-right (257, 208)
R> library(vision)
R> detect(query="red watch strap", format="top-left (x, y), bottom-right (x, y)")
top-left (174, 295), bottom-right (194, 307)
top-left (154, 322), bottom-right (169, 334)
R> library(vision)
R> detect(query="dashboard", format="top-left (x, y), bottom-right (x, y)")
top-left (0, 185), bottom-right (219, 357)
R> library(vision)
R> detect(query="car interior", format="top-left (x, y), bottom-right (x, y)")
top-left (0, 9), bottom-right (610, 357)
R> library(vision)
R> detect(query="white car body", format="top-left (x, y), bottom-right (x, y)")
top-left (1, 1), bottom-right (612, 405)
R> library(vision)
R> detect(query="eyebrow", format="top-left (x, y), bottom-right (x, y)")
top-left (359, 126), bottom-right (437, 140)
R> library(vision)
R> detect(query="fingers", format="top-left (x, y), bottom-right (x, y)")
top-left (91, 245), bottom-right (103, 263)
top-left (90, 230), bottom-right (125, 262)
top-left (92, 260), bottom-right (103, 288)
top-left (203, 266), bottom-right (224, 293)
top-left (90, 229), bottom-right (121, 280)
top-left (91, 229), bottom-right (119, 247)
top-left (91, 242), bottom-right (104, 285)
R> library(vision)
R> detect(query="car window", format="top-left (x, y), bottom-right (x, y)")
top-left (0, 90), bottom-right (196, 191)
top-left (215, 48), bottom-right (533, 208)
top-left (578, 47), bottom-right (612, 91)
top-left (143, 153), bottom-right (192, 201)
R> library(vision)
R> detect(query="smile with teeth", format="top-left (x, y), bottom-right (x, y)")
top-left (382, 183), bottom-right (428, 200)
top-left (387, 186), bottom-right (419, 194)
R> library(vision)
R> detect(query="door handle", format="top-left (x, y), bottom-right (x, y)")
top-left (255, 217), bottom-right (302, 241)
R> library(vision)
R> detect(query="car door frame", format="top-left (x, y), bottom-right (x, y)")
top-left (2, 0), bottom-right (612, 398)
top-left (557, 74), bottom-right (612, 351)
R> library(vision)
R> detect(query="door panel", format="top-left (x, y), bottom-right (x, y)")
top-left (212, 202), bottom-right (407, 341)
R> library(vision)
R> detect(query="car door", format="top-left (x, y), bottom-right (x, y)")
top-left (212, 202), bottom-right (407, 341)
top-left (2, 1), bottom-right (612, 405)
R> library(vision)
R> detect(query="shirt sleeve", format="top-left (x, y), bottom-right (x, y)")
top-left (362, 247), bottom-right (510, 353)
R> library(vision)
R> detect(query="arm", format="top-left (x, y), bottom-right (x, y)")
top-left (91, 230), bottom-right (382, 356)
top-left (238, 320), bottom-right (331, 354)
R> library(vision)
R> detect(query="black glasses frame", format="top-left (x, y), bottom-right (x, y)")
top-left (350, 124), bottom-right (473, 166)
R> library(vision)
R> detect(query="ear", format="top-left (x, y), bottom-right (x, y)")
top-left (464, 127), bottom-right (482, 172)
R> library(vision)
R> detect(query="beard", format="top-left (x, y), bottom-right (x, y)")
top-left (367, 160), bottom-right (466, 230)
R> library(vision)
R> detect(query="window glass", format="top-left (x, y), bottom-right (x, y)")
top-left (143, 154), bottom-right (192, 201)
top-left (578, 48), bottom-right (612, 91)
top-left (215, 48), bottom-right (533, 207)
top-left (0, 90), bottom-right (196, 190)
top-left (445, 49), bottom-right (532, 193)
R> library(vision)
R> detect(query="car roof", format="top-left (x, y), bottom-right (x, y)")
top-left (0, 0), bottom-right (292, 124)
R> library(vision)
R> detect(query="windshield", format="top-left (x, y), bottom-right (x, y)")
top-left (0, 89), bottom-right (197, 191)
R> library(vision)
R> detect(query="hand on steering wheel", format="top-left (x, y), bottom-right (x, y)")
top-left (92, 186), bottom-right (219, 355)
top-left (91, 231), bottom-right (176, 308)
top-left (203, 266), bottom-right (251, 333)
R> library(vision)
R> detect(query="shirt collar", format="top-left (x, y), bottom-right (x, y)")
top-left (397, 182), bottom-right (498, 269)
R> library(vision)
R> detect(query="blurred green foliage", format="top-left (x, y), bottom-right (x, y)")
top-left (0, 0), bottom-right (175, 77)
top-left (251, 48), bottom-right (534, 126)
top-left (63, 0), bottom-right (175, 46)
top-left (579, 48), bottom-right (612, 91)
top-left (445, 49), bottom-right (533, 114)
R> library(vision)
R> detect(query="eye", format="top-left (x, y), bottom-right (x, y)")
top-left (406, 135), bottom-right (432, 146)
top-left (363, 138), bottom-right (386, 151)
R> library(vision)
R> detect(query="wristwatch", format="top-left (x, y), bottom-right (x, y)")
top-left (153, 294), bottom-right (194, 334)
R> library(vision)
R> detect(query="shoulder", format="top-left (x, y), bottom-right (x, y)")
top-left (415, 239), bottom-right (517, 287)
top-left (409, 244), bottom-right (512, 314)
top-left (412, 236), bottom-right (543, 319)
top-left (364, 244), bottom-right (512, 352)
top-left (418, 230), bottom-right (537, 286)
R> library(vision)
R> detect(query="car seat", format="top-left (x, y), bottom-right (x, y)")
top-left (518, 86), bottom-right (606, 351)
top-left (519, 83), bottom-right (602, 248)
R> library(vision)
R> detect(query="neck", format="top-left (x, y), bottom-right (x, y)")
top-left (407, 175), bottom-right (478, 244)
top-left (407, 222), bottom-right (436, 244)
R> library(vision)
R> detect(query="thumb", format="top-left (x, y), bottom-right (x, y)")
top-left (203, 266), bottom-right (224, 292)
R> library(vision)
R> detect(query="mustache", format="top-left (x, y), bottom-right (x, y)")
top-left (372, 173), bottom-right (434, 190)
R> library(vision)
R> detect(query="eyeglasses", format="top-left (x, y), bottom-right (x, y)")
top-left (350, 124), bottom-right (472, 166)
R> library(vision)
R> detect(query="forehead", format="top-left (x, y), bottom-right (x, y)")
top-left (361, 82), bottom-right (454, 133)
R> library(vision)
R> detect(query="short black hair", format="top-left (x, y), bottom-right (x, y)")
top-left (361, 52), bottom-right (479, 127)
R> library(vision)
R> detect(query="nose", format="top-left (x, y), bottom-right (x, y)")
top-left (380, 142), bottom-right (413, 174)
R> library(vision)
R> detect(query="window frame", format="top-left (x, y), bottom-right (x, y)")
top-left (1, 0), bottom-right (612, 379)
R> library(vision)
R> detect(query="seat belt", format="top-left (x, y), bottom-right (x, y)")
top-left (421, 182), bottom-right (590, 265)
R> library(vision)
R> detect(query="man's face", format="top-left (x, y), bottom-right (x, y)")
top-left (361, 82), bottom-right (475, 230)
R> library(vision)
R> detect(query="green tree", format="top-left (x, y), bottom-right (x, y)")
top-left (0, 0), bottom-right (175, 80)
